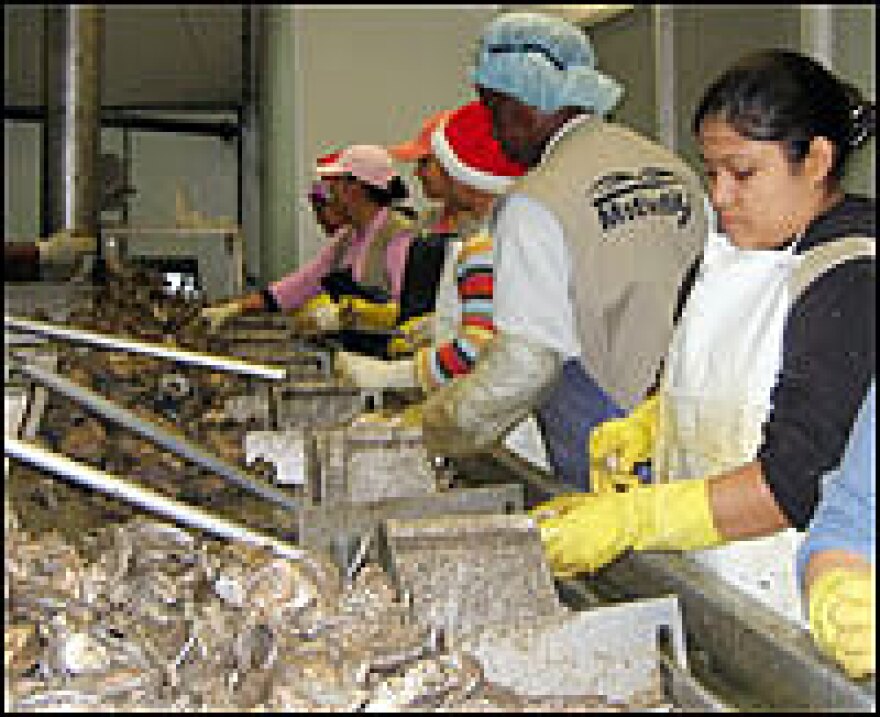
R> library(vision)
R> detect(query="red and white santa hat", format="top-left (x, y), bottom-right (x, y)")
top-left (430, 100), bottom-right (526, 195)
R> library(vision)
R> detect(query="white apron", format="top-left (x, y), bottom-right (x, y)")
top-left (655, 229), bottom-right (806, 625)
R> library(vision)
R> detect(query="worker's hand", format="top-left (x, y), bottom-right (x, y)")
top-left (37, 232), bottom-right (97, 267)
top-left (351, 404), bottom-right (422, 429)
top-left (388, 314), bottom-right (434, 357)
top-left (590, 467), bottom-right (644, 495)
top-left (351, 410), bottom-right (393, 426)
top-left (534, 478), bottom-right (724, 578)
top-left (397, 403), bottom-right (424, 429)
top-left (298, 293), bottom-right (342, 332)
top-left (808, 567), bottom-right (875, 679)
top-left (589, 394), bottom-right (659, 476)
top-left (529, 493), bottom-right (594, 522)
top-left (341, 297), bottom-right (399, 331)
top-left (335, 351), bottom-right (417, 390)
top-left (200, 300), bottom-right (245, 333)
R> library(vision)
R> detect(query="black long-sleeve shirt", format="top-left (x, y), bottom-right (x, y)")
top-left (757, 195), bottom-right (875, 529)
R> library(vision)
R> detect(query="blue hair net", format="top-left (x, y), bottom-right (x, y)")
top-left (471, 12), bottom-right (624, 116)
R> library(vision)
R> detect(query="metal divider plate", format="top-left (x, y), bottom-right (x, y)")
top-left (271, 382), bottom-right (373, 430)
top-left (297, 483), bottom-right (523, 563)
top-left (379, 513), bottom-right (563, 639)
top-left (5, 350), bottom-right (56, 440)
top-left (315, 426), bottom-right (437, 504)
top-left (224, 313), bottom-right (299, 331)
top-left (5, 389), bottom-right (30, 441)
top-left (377, 507), bottom-right (691, 707)
top-left (468, 596), bottom-right (687, 706)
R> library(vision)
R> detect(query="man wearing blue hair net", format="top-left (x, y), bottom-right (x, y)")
top-left (418, 12), bottom-right (710, 491)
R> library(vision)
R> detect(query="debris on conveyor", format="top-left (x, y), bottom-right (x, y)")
top-left (4, 512), bottom-right (670, 711)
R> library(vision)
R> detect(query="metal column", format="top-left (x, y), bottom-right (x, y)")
top-left (42, 5), bottom-right (104, 239)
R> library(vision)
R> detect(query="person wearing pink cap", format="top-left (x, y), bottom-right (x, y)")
top-left (200, 145), bottom-right (416, 336)
top-left (336, 101), bottom-right (527, 398)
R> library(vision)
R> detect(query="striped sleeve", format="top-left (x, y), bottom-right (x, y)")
top-left (415, 233), bottom-right (496, 392)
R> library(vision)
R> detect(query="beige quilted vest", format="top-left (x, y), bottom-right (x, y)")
top-left (361, 209), bottom-right (415, 292)
top-left (510, 117), bottom-right (709, 410)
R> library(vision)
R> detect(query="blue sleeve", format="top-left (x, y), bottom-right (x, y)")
top-left (796, 381), bottom-right (876, 587)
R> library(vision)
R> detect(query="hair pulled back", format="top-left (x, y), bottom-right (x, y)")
top-left (693, 49), bottom-right (875, 182)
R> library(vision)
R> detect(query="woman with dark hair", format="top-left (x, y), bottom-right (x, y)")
top-left (533, 50), bottom-right (875, 638)
top-left (201, 145), bottom-right (417, 333)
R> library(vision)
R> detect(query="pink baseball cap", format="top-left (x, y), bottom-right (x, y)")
top-left (388, 109), bottom-right (454, 162)
top-left (316, 144), bottom-right (399, 189)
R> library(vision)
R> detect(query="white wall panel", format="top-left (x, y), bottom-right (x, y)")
top-left (4, 121), bottom-right (41, 241)
top-left (286, 6), bottom-right (499, 271)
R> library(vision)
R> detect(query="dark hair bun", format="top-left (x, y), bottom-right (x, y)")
top-left (849, 101), bottom-right (876, 149)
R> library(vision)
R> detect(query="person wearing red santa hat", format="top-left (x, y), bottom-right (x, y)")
top-left (335, 100), bottom-right (527, 397)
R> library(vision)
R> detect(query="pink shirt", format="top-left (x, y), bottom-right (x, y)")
top-left (268, 207), bottom-right (414, 310)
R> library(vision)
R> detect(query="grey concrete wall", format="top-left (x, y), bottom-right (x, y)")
top-left (5, 5), bottom-right (874, 265)
top-left (278, 5), bottom-right (499, 282)
top-left (833, 5), bottom-right (875, 197)
top-left (4, 121), bottom-right (41, 240)
top-left (671, 5), bottom-right (802, 172)
top-left (588, 5), bottom-right (659, 142)
top-left (3, 121), bottom-right (236, 239)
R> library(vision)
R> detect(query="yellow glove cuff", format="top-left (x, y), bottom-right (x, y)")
top-left (344, 297), bottom-right (399, 330)
top-left (303, 293), bottom-right (334, 311)
top-left (631, 393), bottom-right (660, 441)
top-left (529, 493), bottom-right (594, 522)
top-left (398, 314), bottom-right (430, 337)
top-left (589, 393), bottom-right (660, 476)
top-left (632, 478), bottom-right (725, 553)
top-left (388, 336), bottom-right (415, 358)
top-left (808, 567), bottom-right (875, 678)
top-left (398, 404), bottom-right (424, 429)
top-left (592, 468), bottom-right (642, 495)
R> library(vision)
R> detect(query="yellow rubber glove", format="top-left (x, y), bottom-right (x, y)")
top-left (808, 567), bottom-right (875, 679)
top-left (350, 410), bottom-right (392, 426)
top-left (589, 394), bottom-right (659, 476)
top-left (341, 297), bottom-right (399, 331)
top-left (529, 492), bottom-right (595, 521)
top-left (535, 477), bottom-right (724, 578)
top-left (200, 300), bottom-right (245, 333)
top-left (591, 466), bottom-right (643, 495)
top-left (398, 403), bottom-right (424, 429)
top-left (351, 404), bottom-right (423, 429)
top-left (387, 315), bottom-right (434, 358)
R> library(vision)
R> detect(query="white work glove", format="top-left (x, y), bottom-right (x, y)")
top-left (201, 300), bottom-right (245, 333)
top-left (314, 303), bottom-right (342, 332)
top-left (335, 351), bottom-right (417, 390)
top-left (304, 297), bottom-right (342, 332)
top-left (37, 232), bottom-right (97, 267)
